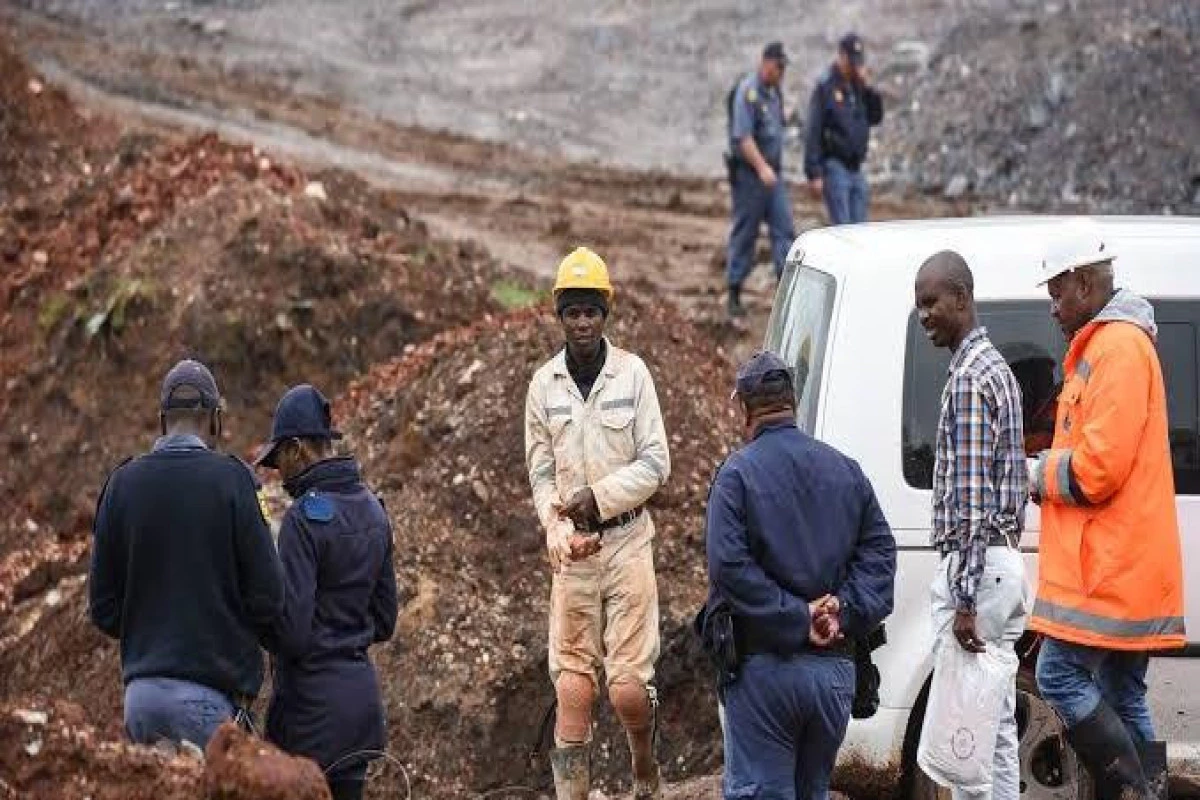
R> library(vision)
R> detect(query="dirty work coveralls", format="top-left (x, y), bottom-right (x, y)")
top-left (265, 456), bottom-right (399, 800)
top-left (704, 421), bottom-right (896, 800)
top-left (525, 340), bottom-right (671, 692)
top-left (726, 72), bottom-right (795, 289)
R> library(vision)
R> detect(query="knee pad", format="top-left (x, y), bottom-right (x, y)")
top-left (555, 671), bottom-right (596, 745)
top-left (609, 679), bottom-right (652, 733)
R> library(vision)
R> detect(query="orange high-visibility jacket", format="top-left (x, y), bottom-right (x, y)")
top-left (1030, 290), bottom-right (1185, 651)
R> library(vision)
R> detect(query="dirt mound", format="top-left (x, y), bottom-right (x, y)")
top-left (0, 31), bottom-right (113, 204)
top-left (0, 700), bottom-right (203, 799)
top-left (876, 0), bottom-right (1200, 211)
top-left (335, 295), bottom-right (739, 797)
top-left (0, 130), bottom-right (513, 560)
top-left (205, 723), bottom-right (330, 800)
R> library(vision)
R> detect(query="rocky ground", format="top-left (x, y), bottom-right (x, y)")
top-left (0, 25), bottom-right (753, 799)
top-left (5, 0), bottom-right (1195, 214)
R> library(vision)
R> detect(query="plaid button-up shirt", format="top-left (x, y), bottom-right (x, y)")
top-left (931, 327), bottom-right (1029, 612)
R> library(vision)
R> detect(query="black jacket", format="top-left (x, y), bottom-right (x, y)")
top-left (265, 456), bottom-right (399, 777)
top-left (804, 67), bottom-right (884, 178)
top-left (88, 434), bottom-right (284, 700)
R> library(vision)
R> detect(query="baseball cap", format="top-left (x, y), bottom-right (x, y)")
top-left (253, 384), bottom-right (343, 468)
top-left (160, 359), bottom-right (221, 410)
top-left (839, 33), bottom-right (866, 66)
top-left (732, 351), bottom-right (794, 400)
top-left (763, 41), bottom-right (789, 65)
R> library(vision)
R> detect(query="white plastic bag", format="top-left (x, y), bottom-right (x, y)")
top-left (916, 635), bottom-right (1019, 795)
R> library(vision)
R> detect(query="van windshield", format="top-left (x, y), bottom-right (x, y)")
top-left (765, 265), bottom-right (837, 433)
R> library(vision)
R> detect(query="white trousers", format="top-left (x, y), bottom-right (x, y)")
top-left (931, 546), bottom-right (1030, 800)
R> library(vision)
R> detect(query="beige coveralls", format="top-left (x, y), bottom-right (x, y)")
top-left (525, 340), bottom-right (670, 689)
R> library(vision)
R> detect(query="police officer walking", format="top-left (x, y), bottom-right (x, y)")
top-left (701, 352), bottom-right (896, 800)
top-left (254, 384), bottom-right (399, 800)
top-left (525, 247), bottom-right (671, 799)
top-left (88, 359), bottom-right (283, 749)
top-left (725, 42), bottom-right (796, 319)
top-left (804, 34), bottom-right (883, 225)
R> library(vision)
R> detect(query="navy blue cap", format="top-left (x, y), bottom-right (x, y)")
top-left (763, 41), bottom-right (789, 65)
top-left (839, 33), bottom-right (866, 66)
top-left (733, 351), bottom-right (794, 399)
top-left (253, 384), bottom-right (342, 468)
top-left (161, 359), bottom-right (220, 410)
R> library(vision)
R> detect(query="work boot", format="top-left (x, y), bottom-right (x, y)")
top-left (1065, 702), bottom-right (1151, 800)
top-left (632, 762), bottom-right (663, 800)
top-left (549, 744), bottom-right (590, 800)
top-left (727, 285), bottom-right (746, 318)
top-left (1137, 740), bottom-right (1168, 800)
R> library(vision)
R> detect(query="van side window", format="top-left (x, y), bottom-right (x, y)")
top-left (1155, 303), bottom-right (1199, 495)
top-left (765, 265), bottom-right (836, 433)
top-left (902, 299), bottom-right (1200, 496)
top-left (902, 302), bottom-right (1065, 490)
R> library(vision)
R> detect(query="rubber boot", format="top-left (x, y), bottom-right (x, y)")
top-left (727, 285), bottom-right (746, 318)
top-left (549, 744), bottom-right (590, 800)
top-left (1137, 740), bottom-right (1168, 800)
top-left (628, 727), bottom-right (662, 800)
top-left (1065, 702), bottom-right (1151, 800)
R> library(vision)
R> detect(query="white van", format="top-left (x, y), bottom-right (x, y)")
top-left (762, 217), bottom-right (1200, 799)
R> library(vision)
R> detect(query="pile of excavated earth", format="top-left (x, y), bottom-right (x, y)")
top-left (0, 33), bottom-right (742, 799)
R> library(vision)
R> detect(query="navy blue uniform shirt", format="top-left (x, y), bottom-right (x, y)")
top-left (803, 67), bottom-right (884, 178)
top-left (265, 456), bottom-right (398, 777)
top-left (89, 433), bottom-right (284, 700)
top-left (704, 420), bottom-right (896, 656)
top-left (731, 72), bottom-right (787, 170)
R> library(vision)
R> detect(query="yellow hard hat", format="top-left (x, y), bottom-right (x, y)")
top-left (552, 247), bottom-right (614, 304)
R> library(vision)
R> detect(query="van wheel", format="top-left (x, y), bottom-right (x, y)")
top-left (911, 670), bottom-right (1093, 800)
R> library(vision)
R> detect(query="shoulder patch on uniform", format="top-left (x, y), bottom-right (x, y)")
top-left (300, 493), bottom-right (335, 523)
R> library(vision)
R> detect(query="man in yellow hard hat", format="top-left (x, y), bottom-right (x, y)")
top-left (525, 247), bottom-right (671, 800)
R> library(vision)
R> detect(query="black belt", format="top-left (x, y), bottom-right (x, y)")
top-left (584, 506), bottom-right (644, 534)
top-left (939, 531), bottom-right (1020, 556)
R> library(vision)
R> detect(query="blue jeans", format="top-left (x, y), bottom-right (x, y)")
top-left (822, 159), bottom-right (868, 225)
top-left (722, 653), bottom-right (854, 800)
top-left (1035, 637), bottom-right (1155, 743)
top-left (726, 165), bottom-right (796, 288)
top-left (125, 676), bottom-right (235, 748)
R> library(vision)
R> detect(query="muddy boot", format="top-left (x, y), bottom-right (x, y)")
top-left (727, 285), bottom-right (746, 318)
top-left (1137, 740), bottom-right (1168, 800)
top-left (549, 744), bottom-right (590, 800)
top-left (627, 727), bottom-right (662, 800)
top-left (1065, 702), bottom-right (1150, 800)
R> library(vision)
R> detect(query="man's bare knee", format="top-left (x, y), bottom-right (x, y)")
top-left (555, 671), bottom-right (596, 745)
top-left (609, 679), bottom-right (651, 733)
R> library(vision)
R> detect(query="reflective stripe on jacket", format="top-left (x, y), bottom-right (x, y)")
top-left (1030, 290), bottom-right (1185, 650)
top-left (525, 339), bottom-right (670, 529)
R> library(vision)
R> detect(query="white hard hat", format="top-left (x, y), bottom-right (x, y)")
top-left (1038, 217), bottom-right (1116, 285)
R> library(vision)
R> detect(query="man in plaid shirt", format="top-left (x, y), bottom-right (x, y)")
top-left (914, 251), bottom-right (1030, 800)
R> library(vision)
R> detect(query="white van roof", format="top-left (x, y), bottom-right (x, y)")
top-left (795, 216), bottom-right (1200, 300)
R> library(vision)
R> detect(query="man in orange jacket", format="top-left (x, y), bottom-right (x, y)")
top-left (1030, 218), bottom-right (1185, 800)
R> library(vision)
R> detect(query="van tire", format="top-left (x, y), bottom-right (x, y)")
top-left (909, 669), bottom-right (1093, 800)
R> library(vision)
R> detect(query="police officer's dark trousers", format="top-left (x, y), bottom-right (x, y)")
top-left (727, 165), bottom-right (796, 289)
top-left (722, 653), bottom-right (854, 800)
top-left (821, 158), bottom-right (868, 225)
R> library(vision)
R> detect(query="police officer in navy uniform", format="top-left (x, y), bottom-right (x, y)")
top-left (804, 34), bottom-right (884, 225)
top-left (255, 384), bottom-right (399, 800)
top-left (701, 352), bottom-right (896, 800)
top-left (89, 359), bottom-right (284, 749)
top-left (725, 41), bottom-right (796, 319)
